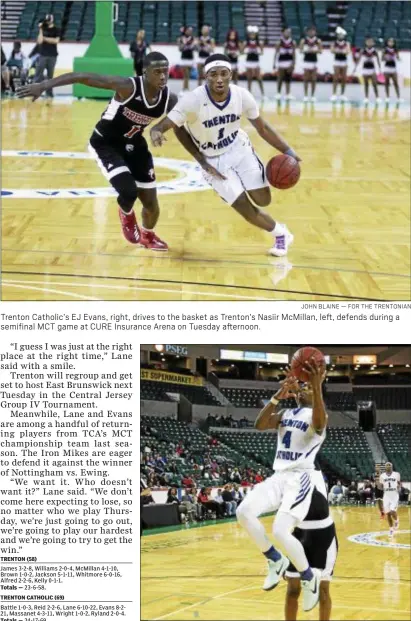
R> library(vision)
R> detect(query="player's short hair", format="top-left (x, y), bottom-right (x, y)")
top-left (143, 51), bottom-right (168, 68)
top-left (205, 53), bottom-right (231, 68)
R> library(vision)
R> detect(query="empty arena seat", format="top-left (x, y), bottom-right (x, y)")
top-left (140, 380), bottom-right (223, 405)
top-left (376, 424), bottom-right (411, 480)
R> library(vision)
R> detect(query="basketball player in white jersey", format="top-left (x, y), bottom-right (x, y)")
top-left (236, 358), bottom-right (327, 612)
top-left (379, 462), bottom-right (401, 536)
top-left (150, 53), bottom-right (300, 257)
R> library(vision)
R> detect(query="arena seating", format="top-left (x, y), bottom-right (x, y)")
top-left (140, 379), bottom-right (222, 405)
top-left (141, 415), bottom-right (265, 485)
top-left (377, 424), bottom-right (411, 480)
top-left (10, 1), bottom-right (411, 48)
top-left (214, 426), bottom-right (375, 481)
top-left (221, 387), bottom-right (296, 409)
top-left (353, 387), bottom-right (411, 410)
top-left (321, 427), bottom-right (375, 480)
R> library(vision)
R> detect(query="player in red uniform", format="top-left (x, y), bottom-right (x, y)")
top-left (16, 52), bottom-right (221, 251)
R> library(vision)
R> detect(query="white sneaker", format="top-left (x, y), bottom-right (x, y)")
top-left (340, 94), bottom-right (348, 102)
top-left (310, 96), bottom-right (316, 102)
top-left (385, 97), bottom-right (391, 104)
top-left (286, 93), bottom-right (295, 100)
top-left (275, 92), bottom-right (282, 100)
top-left (363, 98), bottom-right (369, 105)
top-left (397, 97), bottom-right (404, 103)
top-left (301, 568), bottom-right (321, 612)
top-left (268, 226), bottom-right (294, 257)
top-left (375, 97), bottom-right (382, 104)
top-left (303, 95), bottom-right (309, 102)
top-left (262, 555), bottom-right (290, 591)
top-left (330, 94), bottom-right (337, 102)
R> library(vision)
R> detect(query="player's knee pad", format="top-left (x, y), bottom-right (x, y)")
top-left (112, 172), bottom-right (138, 212)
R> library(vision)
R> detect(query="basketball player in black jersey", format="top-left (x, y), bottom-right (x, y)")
top-left (284, 472), bottom-right (338, 621)
top-left (17, 52), bottom-right (222, 250)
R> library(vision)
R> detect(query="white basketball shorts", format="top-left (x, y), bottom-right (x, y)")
top-left (237, 469), bottom-right (316, 522)
top-left (201, 129), bottom-right (269, 205)
top-left (383, 492), bottom-right (399, 513)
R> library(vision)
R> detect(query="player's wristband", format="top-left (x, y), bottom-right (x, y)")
top-left (270, 397), bottom-right (279, 405)
top-left (284, 148), bottom-right (297, 159)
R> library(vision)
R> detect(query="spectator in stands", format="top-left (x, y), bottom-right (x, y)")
top-left (348, 480), bottom-right (359, 503)
top-left (166, 488), bottom-right (186, 523)
top-left (254, 470), bottom-right (264, 484)
top-left (232, 484), bottom-right (244, 506)
top-left (222, 484), bottom-right (237, 516)
top-left (359, 479), bottom-right (373, 505)
top-left (181, 474), bottom-right (194, 488)
top-left (34, 13), bottom-right (60, 97)
top-left (399, 485), bottom-right (409, 504)
top-left (230, 467), bottom-right (241, 484)
top-left (180, 488), bottom-right (196, 522)
top-left (187, 486), bottom-right (203, 520)
top-left (130, 29), bottom-right (151, 76)
top-left (328, 480), bottom-right (344, 505)
top-left (215, 488), bottom-right (226, 515)
top-left (197, 487), bottom-right (224, 518)
top-left (1, 46), bottom-right (11, 95)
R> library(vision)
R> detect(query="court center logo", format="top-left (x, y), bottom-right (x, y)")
top-left (348, 530), bottom-right (411, 549)
top-left (1, 150), bottom-right (211, 198)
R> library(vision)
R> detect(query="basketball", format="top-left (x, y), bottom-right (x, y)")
top-left (290, 346), bottom-right (326, 382)
top-left (266, 154), bottom-right (301, 189)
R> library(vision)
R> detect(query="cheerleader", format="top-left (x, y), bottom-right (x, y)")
top-left (330, 26), bottom-right (350, 102)
top-left (243, 26), bottom-right (264, 96)
top-left (224, 28), bottom-right (240, 84)
top-left (274, 27), bottom-right (296, 100)
top-left (197, 24), bottom-right (215, 86)
top-left (178, 26), bottom-right (196, 93)
top-left (299, 26), bottom-right (322, 102)
top-left (129, 29), bottom-right (151, 76)
top-left (353, 37), bottom-right (381, 104)
top-left (383, 38), bottom-right (401, 102)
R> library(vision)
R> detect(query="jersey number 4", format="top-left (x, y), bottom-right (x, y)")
top-left (282, 431), bottom-right (292, 449)
top-left (124, 125), bottom-right (142, 138)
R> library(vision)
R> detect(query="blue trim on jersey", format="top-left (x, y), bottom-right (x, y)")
top-left (305, 442), bottom-right (321, 458)
top-left (292, 408), bottom-right (302, 415)
top-left (291, 485), bottom-right (311, 509)
top-left (296, 482), bottom-right (311, 500)
top-left (205, 84), bottom-right (232, 110)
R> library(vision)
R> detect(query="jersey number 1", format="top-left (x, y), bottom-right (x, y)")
top-left (282, 431), bottom-right (292, 449)
top-left (124, 125), bottom-right (142, 138)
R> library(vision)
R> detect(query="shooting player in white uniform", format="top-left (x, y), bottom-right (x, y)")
top-left (236, 358), bottom-right (327, 613)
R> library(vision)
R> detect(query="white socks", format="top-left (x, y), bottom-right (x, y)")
top-left (271, 222), bottom-right (286, 237)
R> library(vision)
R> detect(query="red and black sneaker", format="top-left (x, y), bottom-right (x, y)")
top-left (140, 228), bottom-right (168, 251)
top-left (118, 207), bottom-right (141, 244)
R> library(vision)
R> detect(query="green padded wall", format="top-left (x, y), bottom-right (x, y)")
top-left (73, 1), bottom-right (133, 99)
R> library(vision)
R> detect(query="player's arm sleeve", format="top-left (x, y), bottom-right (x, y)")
top-left (167, 92), bottom-right (198, 127)
top-left (241, 88), bottom-right (260, 120)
